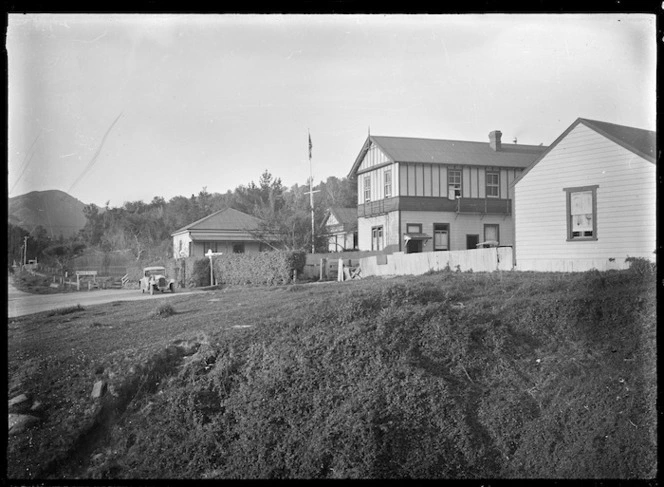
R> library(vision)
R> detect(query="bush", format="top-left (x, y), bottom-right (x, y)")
top-left (212, 251), bottom-right (306, 287)
top-left (191, 258), bottom-right (211, 287)
top-left (154, 303), bottom-right (176, 318)
top-left (625, 256), bottom-right (655, 276)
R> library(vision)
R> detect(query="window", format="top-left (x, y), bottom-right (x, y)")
top-left (564, 185), bottom-right (598, 240)
top-left (406, 223), bottom-right (422, 234)
top-left (434, 223), bottom-right (449, 251)
top-left (233, 243), bottom-right (245, 254)
top-left (364, 175), bottom-right (371, 202)
top-left (371, 226), bottom-right (384, 251)
top-left (484, 224), bottom-right (499, 244)
top-left (448, 170), bottom-right (461, 199)
top-left (203, 242), bottom-right (220, 254)
top-left (384, 169), bottom-right (392, 198)
top-left (486, 171), bottom-right (500, 198)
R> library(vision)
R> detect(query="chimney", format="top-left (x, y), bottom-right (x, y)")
top-left (489, 130), bottom-right (502, 151)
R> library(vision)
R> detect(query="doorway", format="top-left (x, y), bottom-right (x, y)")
top-left (466, 234), bottom-right (479, 249)
top-left (406, 239), bottom-right (423, 254)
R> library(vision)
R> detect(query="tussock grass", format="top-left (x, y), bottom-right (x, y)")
top-left (153, 303), bottom-right (176, 318)
top-left (7, 270), bottom-right (656, 479)
top-left (47, 304), bottom-right (84, 316)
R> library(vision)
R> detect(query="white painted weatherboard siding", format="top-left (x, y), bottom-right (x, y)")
top-left (357, 212), bottom-right (399, 251)
top-left (514, 123), bottom-right (655, 272)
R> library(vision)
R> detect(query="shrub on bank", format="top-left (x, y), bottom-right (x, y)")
top-left (87, 270), bottom-right (655, 479)
top-left (212, 251), bottom-right (306, 287)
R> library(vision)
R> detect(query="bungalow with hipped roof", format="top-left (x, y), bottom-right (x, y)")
top-left (348, 131), bottom-right (548, 253)
top-left (171, 207), bottom-right (269, 258)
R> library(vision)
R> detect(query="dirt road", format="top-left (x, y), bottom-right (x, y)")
top-left (7, 278), bottom-right (200, 318)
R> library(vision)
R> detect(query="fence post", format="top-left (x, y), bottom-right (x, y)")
top-left (320, 258), bottom-right (325, 281)
top-left (338, 259), bottom-right (344, 282)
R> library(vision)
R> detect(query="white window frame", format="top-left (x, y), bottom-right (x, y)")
top-left (364, 175), bottom-right (371, 202)
top-left (448, 169), bottom-right (462, 199)
top-left (486, 170), bottom-right (500, 198)
top-left (384, 169), bottom-right (392, 198)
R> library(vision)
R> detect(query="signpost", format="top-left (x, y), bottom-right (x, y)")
top-left (205, 250), bottom-right (223, 286)
top-left (76, 270), bottom-right (97, 291)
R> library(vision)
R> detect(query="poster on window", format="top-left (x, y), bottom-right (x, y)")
top-left (571, 191), bottom-right (593, 231)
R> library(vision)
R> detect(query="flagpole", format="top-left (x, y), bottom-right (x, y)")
top-left (308, 130), bottom-right (315, 254)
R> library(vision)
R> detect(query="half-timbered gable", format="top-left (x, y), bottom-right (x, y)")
top-left (348, 131), bottom-right (548, 253)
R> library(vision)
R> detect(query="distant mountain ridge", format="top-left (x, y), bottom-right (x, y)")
top-left (8, 190), bottom-right (88, 238)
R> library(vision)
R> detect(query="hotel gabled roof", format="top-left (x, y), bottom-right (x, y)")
top-left (348, 134), bottom-right (548, 177)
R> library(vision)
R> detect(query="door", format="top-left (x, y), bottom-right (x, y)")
top-left (434, 224), bottom-right (449, 251)
top-left (406, 239), bottom-right (423, 254)
top-left (466, 234), bottom-right (479, 249)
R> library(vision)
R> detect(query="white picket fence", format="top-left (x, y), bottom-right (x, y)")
top-left (358, 247), bottom-right (514, 277)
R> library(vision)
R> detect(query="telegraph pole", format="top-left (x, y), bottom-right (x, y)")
top-left (23, 236), bottom-right (28, 266)
top-left (304, 130), bottom-right (319, 254)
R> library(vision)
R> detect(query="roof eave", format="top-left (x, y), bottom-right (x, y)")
top-left (579, 118), bottom-right (656, 164)
top-left (511, 118), bottom-right (585, 188)
top-left (347, 136), bottom-right (373, 178)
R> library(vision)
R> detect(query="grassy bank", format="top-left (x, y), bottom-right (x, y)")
top-left (7, 268), bottom-right (656, 479)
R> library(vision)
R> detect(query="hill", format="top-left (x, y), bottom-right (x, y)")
top-left (8, 189), bottom-right (88, 238)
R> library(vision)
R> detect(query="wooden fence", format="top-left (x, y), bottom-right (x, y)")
top-left (358, 247), bottom-right (514, 277)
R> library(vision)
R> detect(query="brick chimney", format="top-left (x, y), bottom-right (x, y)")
top-left (489, 130), bottom-right (502, 151)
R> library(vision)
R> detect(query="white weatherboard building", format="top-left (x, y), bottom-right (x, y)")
top-left (171, 207), bottom-right (268, 258)
top-left (513, 118), bottom-right (656, 272)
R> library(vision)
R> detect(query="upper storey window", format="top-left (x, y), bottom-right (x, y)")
top-left (364, 175), bottom-right (371, 202)
top-left (448, 170), bottom-right (461, 199)
top-left (486, 171), bottom-right (500, 198)
top-left (384, 169), bottom-right (392, 198)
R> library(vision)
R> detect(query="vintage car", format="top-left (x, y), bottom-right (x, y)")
top-left (139, 266), bottom-right (175, 294)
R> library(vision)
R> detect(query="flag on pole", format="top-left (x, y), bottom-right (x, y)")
top-left (308, 132), bottom-right (312, 160)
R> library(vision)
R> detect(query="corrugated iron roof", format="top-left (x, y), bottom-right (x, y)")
top-left (330, 207), bottom-right (358, 227)
top-left (512, 117), bottom-right (656, 187)
top-left (349, 135), bottom-right (548, 177)
top-left (321, 207), bottom-right (358, 232)
top-left (372, 135), bottom-right (546, 166)
top-left (171, 207), bottom-right (263, 235)
top-left (579, 118), bottom-right (655, 164)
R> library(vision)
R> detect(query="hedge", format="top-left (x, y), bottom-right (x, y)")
top-left (211, 251), bottom-right (306, 287)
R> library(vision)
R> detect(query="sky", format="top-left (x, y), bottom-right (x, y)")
top-left (7, 14), bottom-right (656, 208)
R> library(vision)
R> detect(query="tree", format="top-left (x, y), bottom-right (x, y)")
top-left (7, 223), bottom-right (29, 267)
top-left (29, 225), bottom-right (52, 261)
top-left (81, 203), bottom-right (105, 246)
top-left (43, 240), bottom-right (86, 274)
